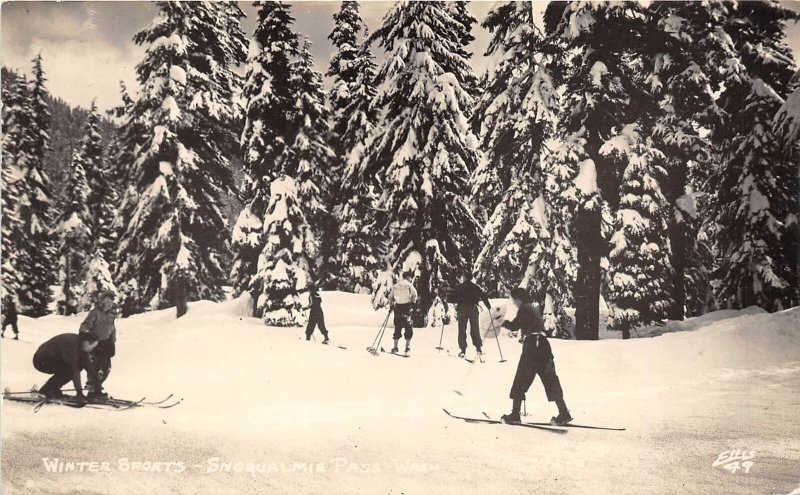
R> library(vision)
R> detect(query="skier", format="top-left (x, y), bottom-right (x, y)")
top-left (388, 272), bottom-right (417, 354)
top-left (79, 290), bottom-right (116, 400)
top-left (451, 272), bottom-right (491, 358)
top-left (2, 295), bottom-right (19, 340)
top-left (496, 287), bottom-right (572, 426)
top-left (33, 332), bottom-right (101, 404)
top-left (305, 283), bottom-right (329, 344)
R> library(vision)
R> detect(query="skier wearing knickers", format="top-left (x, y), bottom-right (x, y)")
top-left (496, 287), bottom-right (572, 426)
top-left (305, 284), bottom-right (329, 344)
top-left (388, 272), bottom-right (417, 354)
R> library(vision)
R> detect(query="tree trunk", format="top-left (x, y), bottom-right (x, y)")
top-left (574, 207), bottom-right (602, 340)
top-left (668, 216), bottom-right (686, 320)
top-left (251, 290), bottom-right (260, 318)
top-left (666, 164), bottom-right (687, 320)
top-left (175, 277), bottom-right (187, 318)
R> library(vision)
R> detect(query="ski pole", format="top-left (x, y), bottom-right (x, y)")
top-left (368, 309), bottom-right (392, 354)
top-left (374, 309), bottom-right (392, 352)
top-left (435, 322), bottom-right (445, 351)
top-left (489, 318), bottom-right (507, 363)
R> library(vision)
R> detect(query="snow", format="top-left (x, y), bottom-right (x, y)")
top-left (574, 159), bottom-right (598, 195)
top-left (3, 297), bottom-right (799, 494)
top-left (589, 61), bottom-right (607, 87)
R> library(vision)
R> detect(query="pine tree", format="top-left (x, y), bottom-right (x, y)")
top-left (643, 1), bottom-right (731, 320)
top-left (1, 77), bottom-right (31, 301)
top-left (232, 0), bottom-right (299, 310)
top-left (603, 124), bottom-right (671, 338)
top-left (15, 55), bottom-right (56, 316)
top-left (710, 2), bottom-right (799, 311)
top-left (256, 176), bottom-right (313, 326)
top-left (77, 102), bottom-right (120, 310)
top-left (327, 1), bottom-right (382, 292)
top-left (286, 39), bottom-right (334, 242)
top-left (364, 1), bottom-right (481, 324)
top-left (54, 150), bottom-right (91, 315)
top-left (116, 1), bottom-right (246, 317)
top-left (81, 101), bottom-right (117, 262)
top-left (546, 2), bottom-right (654, 340)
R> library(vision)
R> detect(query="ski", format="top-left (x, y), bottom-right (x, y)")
top-left (380, 347), bottom-right (410, 358)
top-left (443, 409), bottom-right (567, 434)
top-left (141, 394), bottom-right (173, 406)
top-left (526, 421), bottom-right (626, 431)
top-left (158, 398), bottom-right (184, 409)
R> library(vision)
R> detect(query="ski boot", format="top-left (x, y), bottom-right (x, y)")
top-left (1, 331), bottom-right (4, 338)
top-left (87, 386), bottom-right (109, 403)
top-left (305, 335), bottom-right (311, 341)
top-left (458, 349), bottom-right (466, 358)
top-left (13, 334), bottom-right (18, 340)
top-left (322, 334), bottom-right (330, 345)
top-left (500, 412), bottom-right (521, 424)
top-left (391, 339), bottom-right (399, 354)
top-left (550, 411), bottom-right (573, 426)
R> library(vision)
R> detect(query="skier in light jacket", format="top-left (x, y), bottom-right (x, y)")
top-left (79, 290), bottom-right (117, 399)
top-left (388, 272), bottom-right (418, 354)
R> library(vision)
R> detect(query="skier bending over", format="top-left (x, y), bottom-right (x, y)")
top-left (496, 288), bottom-right (572, 426)
top-left (33, 332), bottom-right (101, 405)
top-left (2, 295), bottom-right (19, 340)
top-left (389, 272), bottom-right (418, 354)
top-left (79, 290), bottom-right (116, 400)
top-left (306, 284), bottom-right (329, 344)
top-left (451, 272), bottom-right (491, 358)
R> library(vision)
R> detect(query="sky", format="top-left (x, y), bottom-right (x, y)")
top-left (1, 1), bottom-right (799, 112)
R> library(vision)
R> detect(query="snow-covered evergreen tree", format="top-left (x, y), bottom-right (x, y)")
top-left (546, 2), bottom-right (653, 340)
top-left (1, 77), bottom-right (30, 301)
top-left (603, 124), bottom-right (671, 338)
top-left (14, 55), bottom-right (56, 316)
top-left (363, 1), bottom-right (481, 324)
top-left (116, 1), bottom-right (246, 317)
top-left (286, 38), bottom-right (334, 242)
top-left (256, 176), bottom-right (313, 326)
top-left (232, 0), bottom-right (299, 308)
top-left (642, 1), bottom-right (731, 320)
top-left (54, 150), bottom-right (91, 315)
top-left (327, 1), bottom-right (382, 292)
top-left (710, 2), bottom-right (799, 311)
top-left (80, 101), bottom-right (117, 262)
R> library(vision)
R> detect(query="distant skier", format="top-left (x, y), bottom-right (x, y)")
top-left (388, 272), bottom-right (418, 354)
top-left (496, 288), bottom-right (572, 426)
top-left (306, 284), bottom-right (329, 344)
top-left (451, 272), bottom-right (491, 358)
top-left (79, 290), bottom-right (117, 400)
top-left (33, 332), bottom-right (101, 404)
top-left (2, 295), bottom-right (19, 340)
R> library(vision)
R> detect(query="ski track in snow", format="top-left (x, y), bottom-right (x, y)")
top-left (2, 292), bottom-right (799, 495)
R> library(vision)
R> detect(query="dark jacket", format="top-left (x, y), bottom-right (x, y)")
top-left (79, 307), bottom-right (116, 342)
top-left (451, 281), bottom-right (491, 310)
top-left (34, 333), bottom-right (100, 395)
top-left (503, 304), bottom-right (552, 359)
top-left (3, 299), bottom-right (18, 322)
top-left (309, 290), bottom-right (323, 314)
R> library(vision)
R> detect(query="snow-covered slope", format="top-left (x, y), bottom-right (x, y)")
top-left (2, 293), bottom-right (799, 495)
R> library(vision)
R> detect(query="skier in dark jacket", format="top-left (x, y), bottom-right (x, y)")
top-left (79, 290), bottom-right (116, 399)
top-left (451, 272), bottom-right (491, 357)
top-left (2, 295), bottom-right (19, 340)
top-left (33, 332), bottom-right (101, 404)
top-left (305, 284), bottom-right (329, 344)
top-left (497, 287), bottom-right (572, 426)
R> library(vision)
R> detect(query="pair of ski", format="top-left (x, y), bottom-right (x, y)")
top-left (365, 346), bottom-right (410, 358)
top-left (443, 409), bottom-right (626, 432)
top-left (3, 390), bottom-right (182, 412)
